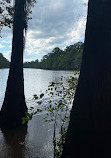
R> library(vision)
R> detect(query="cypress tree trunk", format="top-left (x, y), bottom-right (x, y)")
top-left (0, 0), bottom-right (27, 128)
top-left (61, 0), bottom-right (111, 157)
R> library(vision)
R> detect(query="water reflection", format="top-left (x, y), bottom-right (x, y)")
top-left (0, 125), bottom-right (27, 158)
top-left (0, 69), bottom-right (74, 157)
top-left (0, 69), bottom-right (74, 109)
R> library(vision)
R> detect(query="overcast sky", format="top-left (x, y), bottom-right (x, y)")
top-left (0, 0), bottom-right (88, 62)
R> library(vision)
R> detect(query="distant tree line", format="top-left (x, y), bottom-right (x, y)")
top-left (0, 53), bottom-right (10, 68)
top-left (24, 42), bottom-right (84, 70)
top-left (0, 42), bottom-right (83, 70)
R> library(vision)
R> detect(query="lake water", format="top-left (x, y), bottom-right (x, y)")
top-left (0, 68), bottom-right (75, 158)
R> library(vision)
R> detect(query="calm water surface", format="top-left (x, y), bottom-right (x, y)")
top-left (0, 68), bottom-right (74, 158)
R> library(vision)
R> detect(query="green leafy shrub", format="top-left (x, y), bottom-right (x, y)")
top-left (22, 72), bottom-right (79, 157)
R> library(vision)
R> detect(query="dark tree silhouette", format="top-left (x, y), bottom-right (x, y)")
top-left (0, 0), bottom-right (35, 128)
top-left (61, 0), bottom-right (111, 158)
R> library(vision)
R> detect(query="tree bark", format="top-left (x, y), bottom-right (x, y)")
top-left (0, 0), bottom-right (27, 128)
top-left (61, 0), bottom-right (111, 157)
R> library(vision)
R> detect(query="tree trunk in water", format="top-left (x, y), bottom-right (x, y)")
top-left (61, 0), bottom-right (111, 157)
top-left (0, 0), bottom-right (27, 128)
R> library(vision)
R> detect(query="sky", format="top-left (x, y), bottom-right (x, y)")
top-left (0, 0), bottom-right (88, 62)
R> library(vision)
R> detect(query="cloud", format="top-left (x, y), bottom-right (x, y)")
top-left (1, 40), bottom-right (11, 44)
top-left (24, 0), bottom-right (88, 60)
top-left (2, 51), bottom-right (11, 61)
top-left (65, 17), bottom-right (87, 45)
top-left (0, 0), bottom-right (88, 61)
top-left (1, 27), bottom-right (12, 38)
top-left (0, 44), bottom-right (5, 48)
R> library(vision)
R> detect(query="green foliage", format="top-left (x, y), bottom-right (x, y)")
top-left (0, 0), bottom-right (36, 35)
top-left (0, 53), bottom-right (10, 68)
top-left (24, 59), bottom-right (40, 68)
top-left (24, 42), bottom-right (84, 70)
top-left (22, 72), bottom-right (79, 157)
top-left (0, 0), bottom-right (13, 33)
